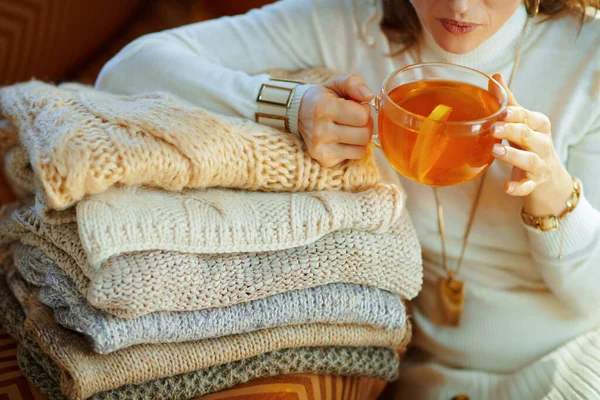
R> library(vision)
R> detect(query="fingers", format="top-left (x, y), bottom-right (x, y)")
top-left (488, 78), bottom-right (505, 107)
top-left (312, 143), bottom-right (368, 168)
top-left (505, 178), bottom-right (537, 196)
top-left (329, 119), bottom-right (374, 145)
top-left (300, 73), bottom-right (374, 167)
top-left (492, 143), bottom-right (546, 180)
top-left (325, 73), bottom-right (374, 102)
top-left (492, 143), bottom-right (542, 196)
top-left (492, 73), bottom-right (520, 107)
top-left (501, 106), bottom-right (551, 134)
top-left (492, 122), bottom-right (552, 156)
top-left (330, 98), bottom-right (372, 127)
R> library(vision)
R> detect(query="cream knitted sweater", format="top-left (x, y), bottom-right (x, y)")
top-left (76, 184), bottom-right (405, 268)
top-left (0, 182), bottom-right (422, 318)
top-left (0, 81), bottom-right (379, 210)
top-left (11, 198), bottom-right (421, 317)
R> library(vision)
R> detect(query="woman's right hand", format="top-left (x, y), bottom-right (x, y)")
top-left (298, 74), bottom-right (375, 167)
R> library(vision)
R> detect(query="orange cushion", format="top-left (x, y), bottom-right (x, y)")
top-left (197, 374), bottom-right (387, 400)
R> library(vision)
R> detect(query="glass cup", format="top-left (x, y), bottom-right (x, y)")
top-left (367, 62), bottom-right (508, 187)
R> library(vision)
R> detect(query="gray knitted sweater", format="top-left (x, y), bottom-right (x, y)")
top-left (11, 242), bottom-right (406, 354)
top-left (0, 274), bottom-right (401, 400)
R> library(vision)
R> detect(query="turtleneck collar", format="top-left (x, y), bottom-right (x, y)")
top-left (418, 4), bottom-right (529, 72)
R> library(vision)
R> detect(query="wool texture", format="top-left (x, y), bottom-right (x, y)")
top-left (3, 146), bottom-right (35, 197)
top-left (17, 343), bottom-right (399, 400)
top-left (12, 242), bottom-right (407, 354)
top-left (11, 204), bottom-right (422, 318)
top-left (5, 266), bottom-right (32, 310)
top-left (24, 296), bottom-right (409, 400)
top-left (0, 273), bottom-right (401, 400)
top-left (75, 184), bottom-right (405, 268)
top-left (0, 201), bottom-right (29, 253)
top-left (17, 346), bottom-right (66, 400)
top-left (0, 80), bottom-right (379, 211)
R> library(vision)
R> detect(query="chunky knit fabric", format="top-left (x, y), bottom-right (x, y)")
top-left (18, 344), bottom-right (399, 400)
top-left (75, 184), bottom-right (405, 268)
top-left (12, 205), bottom-right (422, 318)
top-left (3, 146), bottom-right (35, 197)
top-left (0, 274), bottom-right (401, 400)
top-left (13, 242), bottom-right (407, 354)
top-left (0, 81), bottom-right (379, 210)
top-left (24, 297), bottom-right (409, 400)
top-left (17, 347), bottom-right (65, 400)
top-left (5, 267), bottom-right (32, 309)
top-left (0, 202), bottom-right (28, 252)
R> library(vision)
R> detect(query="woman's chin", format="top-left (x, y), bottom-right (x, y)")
top-left (431, 31), bottom-right (486, 55)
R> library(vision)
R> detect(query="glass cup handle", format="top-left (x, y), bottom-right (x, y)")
top-left (362, 96), bottom-right (381, 148)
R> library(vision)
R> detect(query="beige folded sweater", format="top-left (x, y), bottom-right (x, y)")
top-left (76, 184), bottom-right (405, 268)
top-left (14, 201), bottom-right (422, 318)
top-left (25, 297), bottom-right (411, 400)
top-left (0, 80), bottom-right (379, 210)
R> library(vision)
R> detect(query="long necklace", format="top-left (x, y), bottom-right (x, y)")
top-left (434, 13), bottom-right (532, 328)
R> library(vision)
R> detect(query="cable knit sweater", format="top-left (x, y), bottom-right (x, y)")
top-left (7, 193), bottom-right (422, 318)
top-left (12, 242), bottom-right (407, 354)
top-left (0, 80), bottom-right (379, 211)
top-left (75, 184), bottom-right (405, 268)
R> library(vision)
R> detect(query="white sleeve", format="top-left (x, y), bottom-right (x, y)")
top-left (526, 115), bottom-right (600, 315)
top-left (95, 0), bottom-right (357, 122)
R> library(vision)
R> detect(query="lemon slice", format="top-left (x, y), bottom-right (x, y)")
top-left (409, 104), bottom-right (453, 183)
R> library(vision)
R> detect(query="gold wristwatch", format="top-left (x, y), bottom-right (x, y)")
top-left (521, 177), bottom-right (581, 231)
top-left (255, 78), bottom-right (303, 132)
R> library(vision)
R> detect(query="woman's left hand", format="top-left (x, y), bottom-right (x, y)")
top-left (490, 73), bottom-right (574, 216)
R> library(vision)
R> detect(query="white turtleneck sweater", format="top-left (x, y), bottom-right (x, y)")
top-left (95, 1), bottom-right (600, 398)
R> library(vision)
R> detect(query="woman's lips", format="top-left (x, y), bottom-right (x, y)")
top-left (438, 18), bottom-right (481, 34)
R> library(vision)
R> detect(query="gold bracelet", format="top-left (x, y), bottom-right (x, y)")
top-left (255, 78), bottom-right (303, 132)
top-left (521, 177), bottom-right (581, 232)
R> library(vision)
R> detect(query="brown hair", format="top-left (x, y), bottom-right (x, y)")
top-left (381, 0), bottom-right (600, 51)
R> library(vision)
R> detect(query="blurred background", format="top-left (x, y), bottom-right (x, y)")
top-left (0, 0), bottom-right (275, 205)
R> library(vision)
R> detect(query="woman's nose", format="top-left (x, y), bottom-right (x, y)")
top-left (449, 0), bottom-right (470, 15)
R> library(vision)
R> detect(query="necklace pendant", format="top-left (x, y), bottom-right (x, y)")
top-left (437, 275), bottom-right (465, 327)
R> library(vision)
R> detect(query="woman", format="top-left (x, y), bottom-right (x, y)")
top-left (96, 0), bottom-right (600, 398)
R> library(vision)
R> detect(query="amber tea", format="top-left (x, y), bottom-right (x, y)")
top-left (378, 80), bottom-right (502, 186)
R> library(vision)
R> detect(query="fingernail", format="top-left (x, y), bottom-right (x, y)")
top-left (507, 185), bottom-right (515, 194)
top-left (359, 86), bottom-right (373, 98)
top-left (500, 109), bottom-right (513, 121)
top-left (492, 124), bottom-right (504, 136)
top-left (492, 143), bottom-right (506, 156)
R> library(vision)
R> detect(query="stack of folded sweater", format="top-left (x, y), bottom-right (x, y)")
top-left (0, 78), bottom-right (423, 400)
